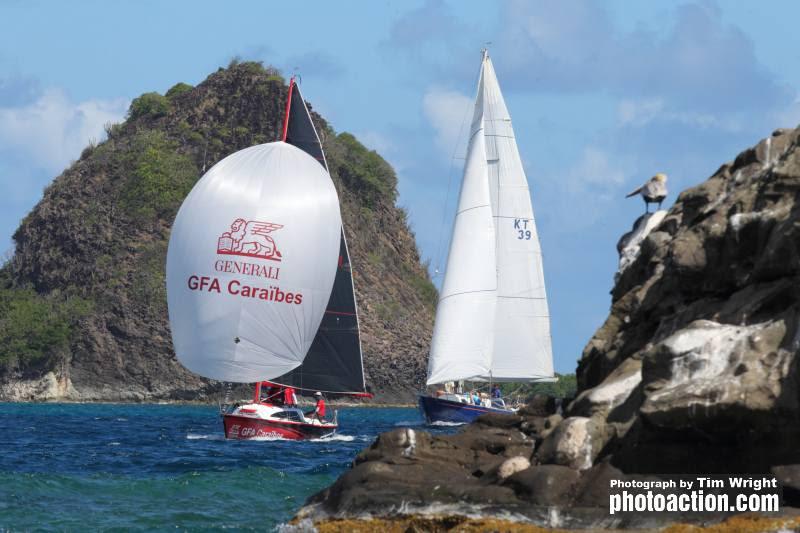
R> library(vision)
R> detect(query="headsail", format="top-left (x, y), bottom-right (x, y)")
top-left (426, 102), bottom-right (497, 385)
top-left (426, 51), bottom-right (554, 385)
top-left (166, 142), bottom-right (342, 383)
top-left (270, 78), bottom-right (369, 395)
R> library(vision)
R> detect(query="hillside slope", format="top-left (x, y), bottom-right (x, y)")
top-left (0, 62), bottom-right (435, 402)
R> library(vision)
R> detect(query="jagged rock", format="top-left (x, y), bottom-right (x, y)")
top-left (536, 416), bottom-right (602, 470)
top-left (569, 357), bottom-right (641, 418)
top-left (640, 319), bottom-right (793, 431)
top-left (503, 464), bottom-right (580, 506)
top-left (540, 414), bottom-right (563, 440)
top-left (496, 456), bottom-right (531, 480)
top-left (771, 465), bottom-right (800, 506)
top-left (616, 210), bottom-right (667, 280)
top-left (573, 126), bottom-right (800, 474)
top-left (517, 393), bottom-right (559, 417)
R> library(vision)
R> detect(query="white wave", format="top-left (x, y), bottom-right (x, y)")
top-left (185, 433), bottom-right (226, 441)
top-left (429, 420), bottom-right (465, 427)
top-left (393, 420), bottom-right (424, 427)
top-left (309, 434), bottom-right (356, 442)
top-left (107, 442), bottom-right (121, 446)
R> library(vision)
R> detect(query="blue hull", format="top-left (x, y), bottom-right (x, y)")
top-left (418, 395), bottom-right (512, 424)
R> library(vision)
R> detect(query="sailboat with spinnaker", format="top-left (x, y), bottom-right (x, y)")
top-left (419, 50), bottom-right (555, 424)
top-left (166, 77), bottom-right (370, 440)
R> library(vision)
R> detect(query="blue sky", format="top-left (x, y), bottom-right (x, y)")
top-left (1, 0), bottom-right (799, 375)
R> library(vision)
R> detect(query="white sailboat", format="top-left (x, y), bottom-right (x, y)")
top-left (419, 50), bottom-right (555, 424)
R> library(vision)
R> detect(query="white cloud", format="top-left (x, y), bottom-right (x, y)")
top-left (567, 146), bottom-right (627, 190)
top-left (617, 97), bottom-right (743, 132)
top-left (422, 86), bottom-right (472, 157)
top-left (356, 130), bottom-right (395, 156)
top-left (772, 94), bottom-right (800, 130)
top-left (535, 145), bottom-right (632, 232)
top-left (0, 88), bottom-right (128, 173)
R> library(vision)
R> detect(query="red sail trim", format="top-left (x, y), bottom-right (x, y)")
top-left (280, 77), bottom-right (296, 142)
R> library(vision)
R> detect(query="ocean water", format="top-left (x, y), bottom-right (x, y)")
top-left (0, 403), bottom-right (450, 531)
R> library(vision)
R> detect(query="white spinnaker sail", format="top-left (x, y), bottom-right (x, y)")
top-left (166, 142), bottom-right (342, 383)
top-left (426, 111), bottom-right (497, 385)
top-left (481, 53), bottom-right (554, 381)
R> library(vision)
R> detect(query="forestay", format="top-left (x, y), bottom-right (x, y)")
top-left (167, 142), bottom-right (342, 383)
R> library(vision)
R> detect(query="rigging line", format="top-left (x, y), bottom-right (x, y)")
top-left (437, 288), bottom-right (496, 303)
top-left (432, 54), bottom-right (485, 278)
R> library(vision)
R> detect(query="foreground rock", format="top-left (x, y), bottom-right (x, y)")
top-left (298, 128), bottom-right (800, 527)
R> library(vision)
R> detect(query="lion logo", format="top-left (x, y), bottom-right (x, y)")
top-left (217, 219), bottom-right (283, 261)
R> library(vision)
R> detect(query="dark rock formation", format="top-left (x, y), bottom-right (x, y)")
top-left (0, 62), bottom-right (435, 402)
top-left (571, 127), bottom-right (800, 477)
top-left (298, 127), bottom-right (800, 526)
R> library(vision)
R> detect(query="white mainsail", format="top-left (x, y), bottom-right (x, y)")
top-left (166, 142), bottom-right (342, 383)
top-left (427, 50), bottom-right (554, 385)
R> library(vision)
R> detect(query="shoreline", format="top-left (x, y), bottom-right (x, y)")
top-left (0, 399), bottom-right (417, 408)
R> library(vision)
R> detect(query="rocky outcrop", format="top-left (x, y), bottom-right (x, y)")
top-left (298, 127), bottom-right (800, 526)
top-left (0, 62), bottom-right (435, 402)
top-left (573, 127), bottom-right (800, 476)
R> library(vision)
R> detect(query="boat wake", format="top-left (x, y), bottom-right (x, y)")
top-left (309, 434), bottom-right (358, 442)
top-left (185, 433), bottom-right (226, 441)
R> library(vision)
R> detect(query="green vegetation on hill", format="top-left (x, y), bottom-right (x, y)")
top-left (117, 131), bottom-right (199, 222)
top-left (328, 133), bottom-right (398, 208)
top-left (500, 373), bottom-right (577, 399)
top-left (0, 270), bottom-right (91, 373)
top-left (128, 92), bottom-right (170, 120)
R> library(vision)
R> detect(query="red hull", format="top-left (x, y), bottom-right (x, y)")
top-left (223, 414), bottom-right (336, 440)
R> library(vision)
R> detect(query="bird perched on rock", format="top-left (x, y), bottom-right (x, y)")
top-left (626, 173), bottom-right (668, 213)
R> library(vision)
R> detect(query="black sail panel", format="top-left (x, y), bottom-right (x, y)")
top-left (284, 81), bottom-right (328, 170)
top-left (272, 235), bottom-right (366, 394)
top-left (273, 79), bottom-right (368, 395)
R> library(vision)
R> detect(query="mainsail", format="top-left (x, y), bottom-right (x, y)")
top-left (427, 51), bottom-right (554, 385)
top-left (166, 142), bottom-right (342, 383)
top-left (269, 79), bottom-right (369, 395)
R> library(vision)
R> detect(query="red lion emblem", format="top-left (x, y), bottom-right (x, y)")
top-left (217, 219), bottom-right (283, 261)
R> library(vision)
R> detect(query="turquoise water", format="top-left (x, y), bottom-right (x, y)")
top-left (0, 403), bottom-right (441, 531)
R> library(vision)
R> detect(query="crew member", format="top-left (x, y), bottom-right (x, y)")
top-left (492, 385), bottom-right (501, 399)
top-left (283, 386), bottom-right (297, 407)
top-left (306, 391), bottom-right (326, 421)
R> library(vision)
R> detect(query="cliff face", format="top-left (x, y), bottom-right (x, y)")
top-left (0, 62), bottom-right (435, 402)
top-left (571, 127), bottom-right (800, 474)
top-left (297, 127), bottom-right (800, 526)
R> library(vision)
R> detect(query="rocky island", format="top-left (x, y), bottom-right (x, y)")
top-left (293, 127), bottom-right (800, 530)
top-left (0, 62), bottom-right (435, 403)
